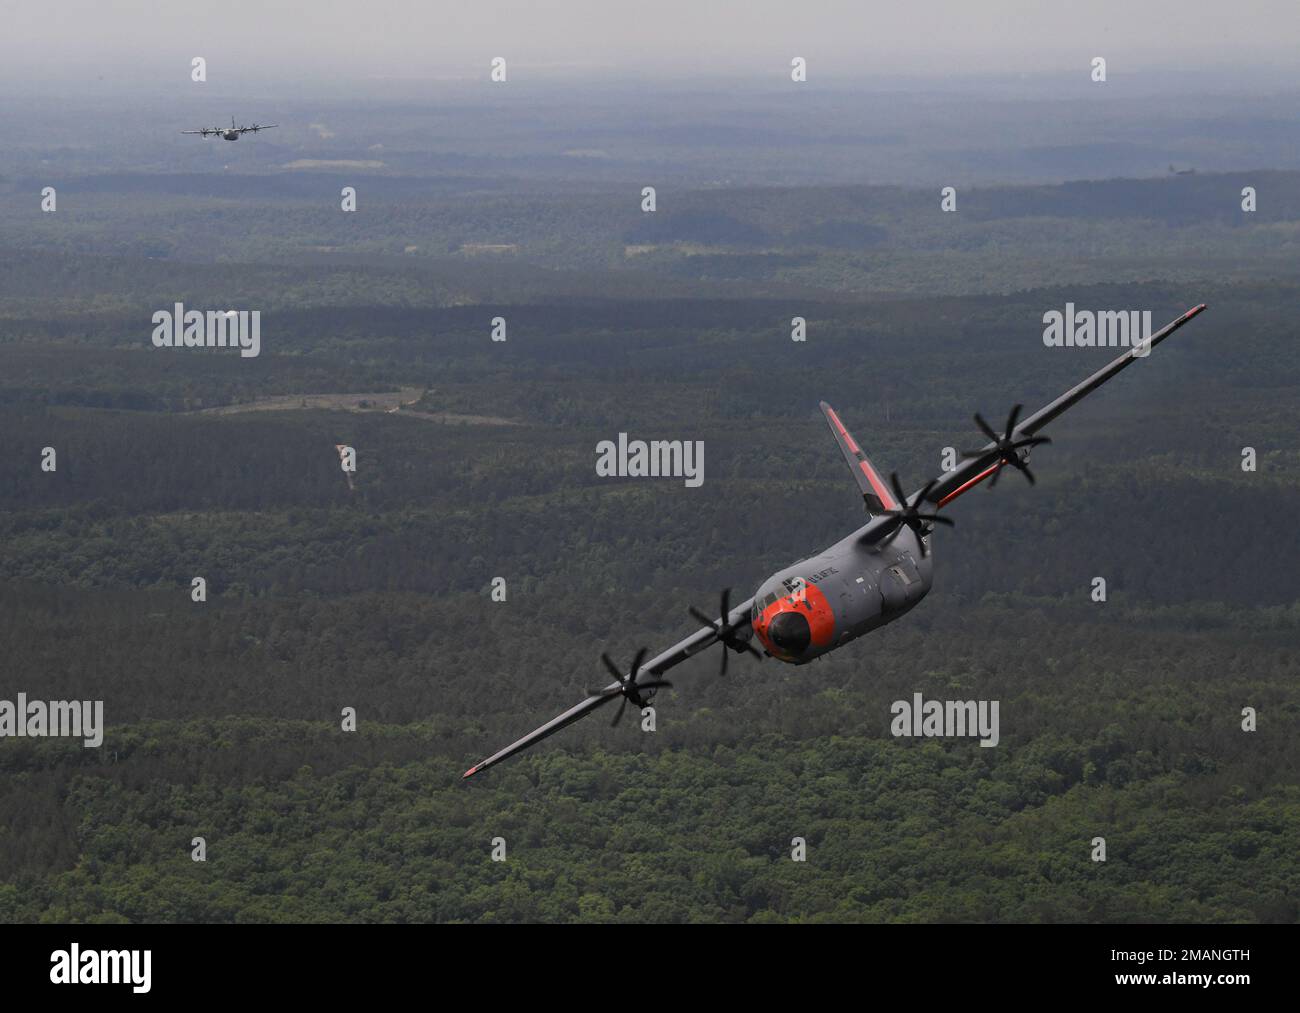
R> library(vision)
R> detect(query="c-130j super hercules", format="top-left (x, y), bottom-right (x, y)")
top-left (463, 304), bottom-right (1208, 779)
top-left (182, 116), bottom-right (278, 141)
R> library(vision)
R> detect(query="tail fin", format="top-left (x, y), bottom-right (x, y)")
top-left (819, 401), bottom-right (899, 515)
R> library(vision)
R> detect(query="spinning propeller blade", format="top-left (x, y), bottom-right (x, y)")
top-left (864, 473), bottom-right (954, 557)
top-left (586, 648), bottom-right (671, 725)
top-left (961, 404), bottom-right (1052, 486)
top-left (688, 587), bottom-right (762, 675)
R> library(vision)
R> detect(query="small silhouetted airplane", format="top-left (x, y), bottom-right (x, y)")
top-left (462, 304), bottom-right (1209, 779)
top-left (183, 117), bottom-right (278, 141)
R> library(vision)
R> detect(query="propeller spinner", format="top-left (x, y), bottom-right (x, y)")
top-left (688, 587), bottom-right (762, 675)
top-left (867, 473), bottom-right (954, 557)
top-left (586, 648), bottom-right (672, 726)
top-left (962, 404), bottom-right (1051, 486)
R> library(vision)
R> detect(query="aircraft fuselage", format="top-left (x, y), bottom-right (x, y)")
top-left (750, 524), bottom-right (932, 664)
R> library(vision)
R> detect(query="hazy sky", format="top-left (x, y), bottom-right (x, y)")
top-left (5, 0), bottom-right (1299, 88)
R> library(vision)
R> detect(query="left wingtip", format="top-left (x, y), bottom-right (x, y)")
top-left (462, 765), bottom-right (480, 779)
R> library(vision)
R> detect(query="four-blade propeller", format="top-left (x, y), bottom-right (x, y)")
top-left (688, 587), bottom-right (762, 676)
top-left (586, 648), bottom-right (672, 726)
top-left (868, 473), bottom-right (954, 557)
top-left (962, 404), bottom-right (1052, 486)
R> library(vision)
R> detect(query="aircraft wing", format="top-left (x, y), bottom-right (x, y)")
top-left (885, 303), bottom-right (1208, 520)
top-left (1012, 304), bottom-right (1206, 439)
top-left (244, 124), bottom-right (278, 132)
top-left (181, 129), bottom-right (213, 135)
top-left (462, 596), bottom-right (755, 778)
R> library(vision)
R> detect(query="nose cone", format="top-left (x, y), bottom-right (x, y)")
top-left (767, 610), bottom-right (811, 655)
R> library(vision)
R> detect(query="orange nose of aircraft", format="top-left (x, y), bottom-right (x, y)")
top-left (753, 583), bottom-right (837, 661)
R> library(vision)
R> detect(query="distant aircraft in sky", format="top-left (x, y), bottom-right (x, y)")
top-left (183, 117), bottom-right (278, 141)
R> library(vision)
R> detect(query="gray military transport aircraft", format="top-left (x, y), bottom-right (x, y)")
top-left (182, 117), bottom-right (278, 141)
top-left (463, 304), bottom-right (1208, 779)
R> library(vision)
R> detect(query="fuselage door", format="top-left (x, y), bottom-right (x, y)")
top-left (881, 555), bottom-right (923, 610)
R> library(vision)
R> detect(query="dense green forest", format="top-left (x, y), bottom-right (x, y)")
top-left (4, 171), bottom-right (1300, 301)
top-left (0, 146), bottom-right (1296, 922)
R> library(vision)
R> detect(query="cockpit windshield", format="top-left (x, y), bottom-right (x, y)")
top-left (751, 589), bottom-right (785, 618)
